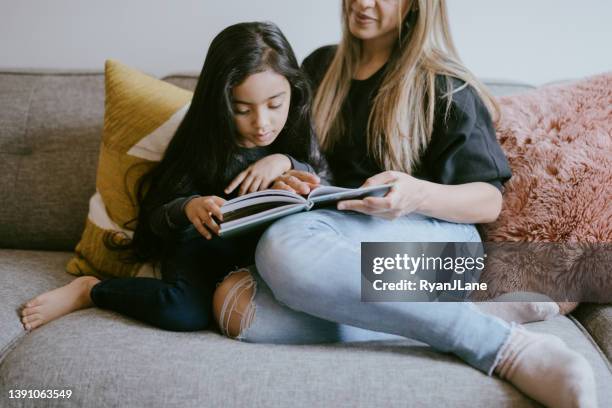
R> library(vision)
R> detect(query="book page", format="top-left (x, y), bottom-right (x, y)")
top-left (222, 195), bottom-right (304, 217)
top-left (225, 189), bottom-right (302, 205)
top-left (220, 203), bottom-right (307, 236)
top-left (307, 185), bottom-right (355, 198)
top-left (308, 183), bottom-right (394, 205)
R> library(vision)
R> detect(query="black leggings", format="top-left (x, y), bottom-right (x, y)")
top-left (90, 230), bottom-right (260, 331)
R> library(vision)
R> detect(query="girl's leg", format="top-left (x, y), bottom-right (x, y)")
top-left (90, 231), bottom-right (259, 331)
top-left (21, 230), bottom-right (258, 332)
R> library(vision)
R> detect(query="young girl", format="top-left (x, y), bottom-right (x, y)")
top-left (214, 2), bottom-right (597, 407)
top-left (19, 21), bottom-right (322, 332)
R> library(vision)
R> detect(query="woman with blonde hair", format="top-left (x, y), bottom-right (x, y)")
top-left (213, 1), bottom-right (597, 406)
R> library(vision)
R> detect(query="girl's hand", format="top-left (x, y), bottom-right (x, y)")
top-left (270, 170), bottom-right (320, 195)
top-left (336, 171), bottom-right (426, 220)
top-left (184, 196), bottom-right (226, 240)
top-left (225, 154), bottom-right (292, 196)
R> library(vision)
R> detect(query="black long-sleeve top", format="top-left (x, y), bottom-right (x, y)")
top-left (301, 45), bottom-right (512, 190)
top-left (149, 146), bottom-right (315, 240)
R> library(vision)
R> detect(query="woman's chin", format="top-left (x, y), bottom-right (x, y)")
top-left (349, 23), bottom-right (380, 40)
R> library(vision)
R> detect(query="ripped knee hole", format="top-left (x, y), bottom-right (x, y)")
top-left (213, 268), bottom-right (256, 339)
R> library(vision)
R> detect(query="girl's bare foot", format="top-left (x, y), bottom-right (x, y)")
top-left (20, 276), bottom-right (101, 331)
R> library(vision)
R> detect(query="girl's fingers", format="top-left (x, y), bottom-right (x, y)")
top-left (248, 176), bottom-right (263, 193)
top-left (211, 196), bottom-right (227, 207)
top-left (203, 216), bottom-right (220, 236)
top-left (260, 178), bottom-right (272, 190)
top-left (198, 212), bottom-right (220, 236)
top-left (225, 170), bottom-right (248, 194)
top-left (239, 174), bottom-right (256, 196)
top-left (193, 219), bottom-right (212, 240)
top-left (207, 203), bottom-right (224, 222)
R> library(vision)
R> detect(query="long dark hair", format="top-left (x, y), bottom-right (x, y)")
top-left (106, 21), bottom-right (318, 264)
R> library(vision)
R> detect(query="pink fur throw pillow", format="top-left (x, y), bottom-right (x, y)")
top-left (476, 73), bottom-right (612, 311)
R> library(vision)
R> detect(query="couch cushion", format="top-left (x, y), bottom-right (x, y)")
top-left (66, 60), bottom-right (192, 279)
top-left (482, 79), bottom-right (536, 97)
top-left (162, 76), bottom-right (537, 98)
top-left (0, 72), bottom-right (104, 251)
top-left (0, 249), bottom-right (74, 361)
top-left (573, 303), bottom-right (612, 362)
top-left (1, 249), bottom-right (610, 407)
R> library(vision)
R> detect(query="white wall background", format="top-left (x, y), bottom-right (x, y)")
top-left (1, 0), bottom-right (610, 85)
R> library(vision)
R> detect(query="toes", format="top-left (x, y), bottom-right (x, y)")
top-left (25, 297), bottom-right (43, 308)
top-left (21, 305), bottom-right (41, 317)
top-left (21, 313), bottom-right (42, 325)
top-left (28, 319), bottom-right (44, 330)
top-left (22, 315), bottom-right (43, 330)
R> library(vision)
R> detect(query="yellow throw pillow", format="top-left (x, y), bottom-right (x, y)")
top-left (66, 60), bottom-right (193, 278)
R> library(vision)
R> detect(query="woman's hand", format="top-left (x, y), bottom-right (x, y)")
top-left (270, 170), bottom-right (321, 195)
top-left (184, 196), bottom-right (226, 240)
top-left (337, 171), bottom-right (503, 223)
top-left (225, 154), bottom-right (292, 196)
top-left (337, 171), bottom-right (426, 220)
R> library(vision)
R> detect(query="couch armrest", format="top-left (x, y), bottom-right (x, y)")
top-left (572, 304), bottom-right (612, 364)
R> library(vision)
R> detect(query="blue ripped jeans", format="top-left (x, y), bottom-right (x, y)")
top-left (236, 209), bottom-right (512, 375)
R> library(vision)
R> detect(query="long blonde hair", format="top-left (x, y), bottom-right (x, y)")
top-left (312, 0), bottom-right (500, 173)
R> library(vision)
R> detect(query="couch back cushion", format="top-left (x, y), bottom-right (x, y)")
top-left (0, 72), bottom-right (104, 251)
top-left (0, 70), bottom-right (533, 251)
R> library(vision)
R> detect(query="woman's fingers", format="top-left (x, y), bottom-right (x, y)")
top-left (225, 170), bottom-right (248, 194)
top-left (337, 198), bottom-right (390, 215)
top-left (284, 175), bottom-right (311, 194)
top-left (362, 196), bottom-right (393, 209)
top-left (287, 170), bottom-right (320, 185)
top-left (337, 199), bottom-right (375, 213)
top-left (361, 171), bottom-right (398, 188)
top-left (271, 180), bottom-right (296, 193)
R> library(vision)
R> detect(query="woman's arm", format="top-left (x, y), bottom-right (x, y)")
top-left (417, 179), bottom-right (502, 224)
top-left (337, 171), bottom-right (503, 224)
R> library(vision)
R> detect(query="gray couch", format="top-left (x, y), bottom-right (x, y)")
top-left (1, 70), bottom-right (610, 408)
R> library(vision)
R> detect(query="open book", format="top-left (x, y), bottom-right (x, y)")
top-left (180, 183), bottom-right (393, 239)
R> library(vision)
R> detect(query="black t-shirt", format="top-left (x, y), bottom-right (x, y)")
top-left (301, 45), bottom-right (512, 190)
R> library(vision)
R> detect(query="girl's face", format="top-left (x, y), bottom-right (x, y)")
top-left (347, 0), bottom-right (409, 41)
top-left (232, 69), bottom-right (291, 148)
